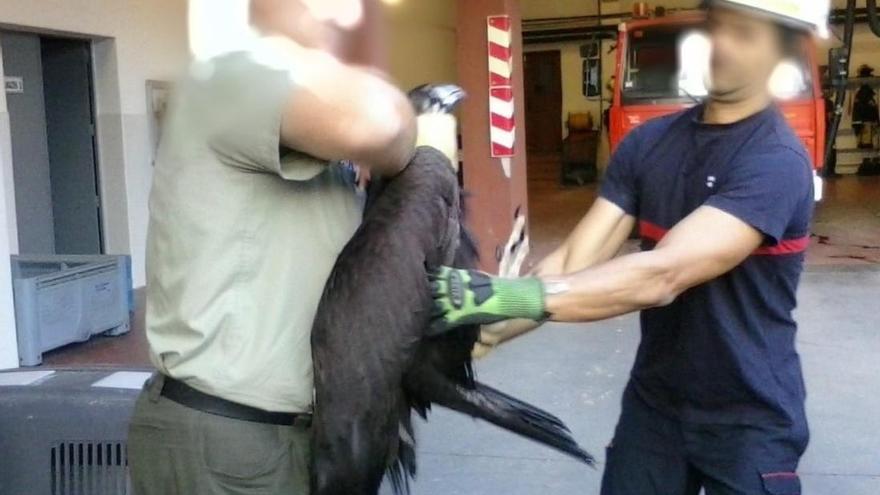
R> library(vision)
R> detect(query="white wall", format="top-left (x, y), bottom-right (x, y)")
top-left (386, 0), bottom-right (457, 91)
top-left (0, 0), bottom-right (189, 290)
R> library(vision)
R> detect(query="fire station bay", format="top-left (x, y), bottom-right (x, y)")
top-left (0, 1), bottom-right (878, 495)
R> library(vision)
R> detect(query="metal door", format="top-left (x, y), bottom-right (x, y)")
top-left (41, 37), bottom-right (103, 254)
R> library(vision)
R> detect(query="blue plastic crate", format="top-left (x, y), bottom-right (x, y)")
top-left (11, 255), bottom-right (133, 366)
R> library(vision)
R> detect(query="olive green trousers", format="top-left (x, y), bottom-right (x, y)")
top-left (128, 374), bottom-right (311, 495)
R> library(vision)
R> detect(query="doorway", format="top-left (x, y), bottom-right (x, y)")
top-left (524, 50), bottom-right (563, 153)
top-left (2, 31), bottom-right (103, 255)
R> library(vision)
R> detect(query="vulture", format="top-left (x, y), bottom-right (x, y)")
top-left (310, 85), bottom-right (594, 495)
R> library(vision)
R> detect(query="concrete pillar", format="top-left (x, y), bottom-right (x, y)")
top-left (457, 0), bottom-right (529, 273)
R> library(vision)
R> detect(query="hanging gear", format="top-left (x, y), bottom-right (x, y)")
top-left (853, 65), bottom-right (879, 150)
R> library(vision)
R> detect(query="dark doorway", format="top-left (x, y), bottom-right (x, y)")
top-left (2, 32), bottom-right (103, 255)
top-left (42, 37), bottom-right (103, 254)
top-left (524, 50), bottom-right (563, 153)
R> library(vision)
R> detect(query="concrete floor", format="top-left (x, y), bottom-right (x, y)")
top-left (809, 177), bottom-right (880, 265)
top-left (35, 155), bottom-right (880, 494)
top-left (377, 266), bottom-right (880, 495)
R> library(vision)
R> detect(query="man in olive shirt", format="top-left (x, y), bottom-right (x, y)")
top-left (127, 1), bottom-right (452, 493)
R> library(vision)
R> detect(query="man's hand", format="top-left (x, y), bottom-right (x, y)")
top-left (429, 267), bottom-right (546, 335)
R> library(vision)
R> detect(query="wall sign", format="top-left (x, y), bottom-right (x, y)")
top-left (4, 77), bottom-right (23, 94)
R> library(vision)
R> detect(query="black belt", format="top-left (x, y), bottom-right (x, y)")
top-left (160, 375), bottom-right (312, 427)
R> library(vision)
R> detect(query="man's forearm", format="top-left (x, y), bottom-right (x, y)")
top-left (429, 250), bottom-right (679, 333)
top-left (542, 249), bottom-right (677, 323)
top-left (542, 206), bottom-right (763, 322)
top-left (505, 215), bottom-right (633, 333)
top-left (326, 2), bottom-right (416, 176)
top-left (480, 318), bottom-right (543, 344)
top-left (431, 207), bottom-right (763, 331)
top-left (588, 217), bottom-right (637, 268)
top-left (549, 200), bottom-right (636, 275)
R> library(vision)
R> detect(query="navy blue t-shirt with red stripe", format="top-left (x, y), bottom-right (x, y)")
top-left (600, 104), bottom-right (814, 428)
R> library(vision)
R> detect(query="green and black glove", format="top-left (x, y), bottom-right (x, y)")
top-left (429, 267), bottom-right (547, 335)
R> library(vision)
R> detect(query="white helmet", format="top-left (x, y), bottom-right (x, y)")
top-left (704, 0), bottom-right (831, 38)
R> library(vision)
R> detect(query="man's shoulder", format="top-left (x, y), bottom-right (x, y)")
top-left (729, 114), bottom-right (813, 198)
top-left (759, 109), bottom-right (811, 160)
top-left (746, 124), bottom-right (812, 171)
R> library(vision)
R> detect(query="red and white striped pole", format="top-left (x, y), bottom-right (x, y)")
top-left (487, 15), bottom-right (515, 176)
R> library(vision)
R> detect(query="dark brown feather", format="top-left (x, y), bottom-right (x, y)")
top-left (310, 147), bottom-right (592, 495)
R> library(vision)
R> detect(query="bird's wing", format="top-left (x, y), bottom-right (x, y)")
top-left (311, 147), bottom-right (461, 495)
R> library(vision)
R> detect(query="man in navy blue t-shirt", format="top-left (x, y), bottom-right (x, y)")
top-left (430, 1), bottom-right (827, 494)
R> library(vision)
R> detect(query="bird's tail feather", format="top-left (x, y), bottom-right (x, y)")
top-left (387, 414), bottom-right (417, 495)
top-left (428, 379), bottom-right (595, 466)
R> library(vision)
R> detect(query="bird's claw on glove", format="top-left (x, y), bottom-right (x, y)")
top-left (429, 267), bottom-right (502, 336)
top-left (428, 267), bottom-right (547, 336)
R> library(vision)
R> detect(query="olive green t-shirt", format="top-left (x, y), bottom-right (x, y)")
top-left (145, 46), bottom-right (363, 413)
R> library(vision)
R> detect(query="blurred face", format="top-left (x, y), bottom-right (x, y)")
top-left (705, 6), bottom-right (785, 103)
top-left (250, 0), bottom-right (363, 49)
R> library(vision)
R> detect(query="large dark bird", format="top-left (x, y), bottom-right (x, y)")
top-left (310, 85), bottom-right (594, 495)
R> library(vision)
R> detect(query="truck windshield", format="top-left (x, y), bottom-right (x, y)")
top-left (622, 25), bottom-right (813, 104)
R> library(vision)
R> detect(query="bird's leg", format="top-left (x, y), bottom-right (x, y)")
top-left (408, 84), bottom-right (466, 169)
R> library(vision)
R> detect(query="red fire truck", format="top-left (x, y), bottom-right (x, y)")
top-left (608, 13), bottom-right (827, 172)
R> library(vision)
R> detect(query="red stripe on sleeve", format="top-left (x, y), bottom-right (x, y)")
top-left (639, 220), bottom-right (668, 243)
top-left (639, 220), bottom-right (809, 256)
top-left (753, 236), bottom-right (810, 255)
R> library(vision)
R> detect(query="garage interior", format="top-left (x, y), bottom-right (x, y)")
top-left (0, 1), bottom-right (878, 494)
